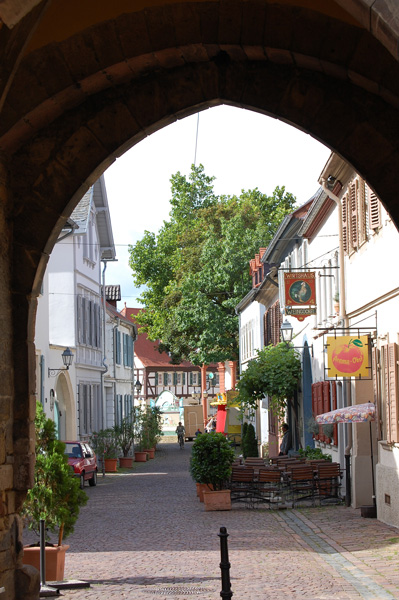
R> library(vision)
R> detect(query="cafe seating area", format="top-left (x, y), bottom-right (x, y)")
top-left (229, 455), bottom-right (343, 509)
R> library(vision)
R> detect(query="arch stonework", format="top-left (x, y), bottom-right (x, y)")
top-left (2, 1), bottom-right (399, 597)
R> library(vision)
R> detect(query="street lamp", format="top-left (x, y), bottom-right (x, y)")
top-left (280, 320), bottom-right (293, 344)
top-left (134, 378), bottom-right (142, 405)
top-left (280, 320), bottom-right (313, 356)
top-left (48, 347), bottom-right (74, 377)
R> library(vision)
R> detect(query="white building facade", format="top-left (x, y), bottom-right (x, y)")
top-left (35, 176), bottom-right (116, 440)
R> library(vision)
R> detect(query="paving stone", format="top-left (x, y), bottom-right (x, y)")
top-left (22, 442), bottom-right (399, 600)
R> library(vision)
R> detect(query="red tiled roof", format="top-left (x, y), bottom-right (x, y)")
top-left (120, 306), bottom-right (197, 369)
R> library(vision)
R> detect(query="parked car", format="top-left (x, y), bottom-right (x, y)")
top-left (64, 441), bottom-right (98, 488)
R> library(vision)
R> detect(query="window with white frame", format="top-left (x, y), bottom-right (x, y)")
top-left (77, 293), bottom-right (101, 348)
top-left (189, 372), bottom-right (200, 386)
top-left (241, 320), bottom-right (256, 362)
top-left (124, 394), bottom-right (133, 419)
top-left (122, 332), bottom-right (133, 367)
top-left (78, 383), bottom-right (102, 435)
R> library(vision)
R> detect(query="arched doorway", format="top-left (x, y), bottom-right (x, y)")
top-left (4, 2), bottom-right (399, 597)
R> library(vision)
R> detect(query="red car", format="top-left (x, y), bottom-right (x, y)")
top-left (64, 441), bottom-right (98, 489)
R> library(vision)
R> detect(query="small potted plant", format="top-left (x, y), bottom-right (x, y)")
top-left (333, 292), bottom-right (340, 314)
top-left (133, 407), bottom-right (148, 462)
top-left (190, 432), bottom-right (235, 511)
top-left (22, 402), bottom-right (88, 581)
top-left (140, 406), bottom-right (163, 459)
top-left (113, 412), bottom-right (135, 468)
top-left (322, 423), bottom-right (335, 444)
top-left (90, 429), bottom-right (119, 472)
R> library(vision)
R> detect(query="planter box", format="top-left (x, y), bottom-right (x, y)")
top-left (23, 544), bottom-right (69, 581)
top-left (361, 504), bottom-right (377, 518)
top-left (198, 483), bottom-right (213, 502)
top-left (134, 451), bottom-right (148, 462)
top-left (143, 448), bottom-right (155, 459)
top-left (104, 458), bottom-right (118, 472)
top-left (203, 490), bottom-right (232, 511)
top-left (119, 457), bottom-right (133, 468)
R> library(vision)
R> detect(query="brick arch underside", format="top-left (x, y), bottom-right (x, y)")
top-left (7, 1), bottom-right (399, 515)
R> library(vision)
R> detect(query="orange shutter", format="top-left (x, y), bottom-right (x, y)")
top-left (349, 181), bottom-right (358, 250)
top-left (341, 194), bottom-right (348, 254)
top-left (382, 345), bottom-right (390, 441)
top-left (358, 179), bottom-right (367, 245)
top-left (321, 381), bottom-right (330, 442)
top-left (388, 343), bottom-right (399, 443)
top-left (369, 191), bottom-right (381, 230)
top-left (312, 382), bottom-right (323, 440)
top-left (371, 346), bottom-right (381, 440)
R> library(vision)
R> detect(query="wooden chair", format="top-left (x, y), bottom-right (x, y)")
top-left (316, 462), bottom-right (342, 504)
top-left (229, 467), bottom-right (255, 505)
top-left (254, 468), bottom-right (283, 508)
top-left (287, 465), bottom-right (316, 507)
top-left (244, 457), bottom-right (265, 467)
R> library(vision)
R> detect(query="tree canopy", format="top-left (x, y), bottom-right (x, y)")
top-left (128, 164), bottom-right (296, 365)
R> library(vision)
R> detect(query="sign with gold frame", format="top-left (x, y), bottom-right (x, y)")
top-left (326, 335), bottom-right (370, 378)
top-left (284, 272), bottom-right (316, 307)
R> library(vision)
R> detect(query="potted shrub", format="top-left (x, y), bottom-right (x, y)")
top-left (333, 292), bottom-right (340, 314)
top-left (322, 423), bottom-right (335, 444)
top-left (132, 407), bottom-right (148, 462)
top-left (90, 429), bottom-right (119, 472)
top-left (141, 406), bottom-right (162, 457)
top-left (190, 432), bottom-right (235, 511)
top-left (21, 402), bottom-right (88, 581)
top-left (113, 412), bottom-right (135, 468)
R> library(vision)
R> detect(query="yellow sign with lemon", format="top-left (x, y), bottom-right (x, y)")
top-left (327, 335), bottom-right (370, 378)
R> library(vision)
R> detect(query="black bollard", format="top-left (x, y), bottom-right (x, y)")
top-left (39, 519), bottom-right (59, 596)
top-left (218, 527), bottom-right (233, 599)
top-left (40, 519), bottom-right (46, 585)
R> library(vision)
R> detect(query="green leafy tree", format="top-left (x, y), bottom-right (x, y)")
top-left (236, 343), bottom-right (302, 423)
top-left (129, 164), bottom-right (296, 364)
top-left (22, 402), bottom-right (88, 544)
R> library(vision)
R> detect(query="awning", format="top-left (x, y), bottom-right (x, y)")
top-left (315, 402), bottom-right (375, 424)
top-left (316, 402), bottom-right (376, 506)
top-left (216, 405), bottom-right (227, 433)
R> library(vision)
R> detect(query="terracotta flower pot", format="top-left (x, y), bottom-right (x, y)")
top-left (134, 451), bottom-right (148, 462)
top-left (23, 544), bottom-right (69, 581)
top-left (119, 457), bottom-right (133, 468)
top-left (104, 458), bottom-right (118, 472)
top-left (143, 448), bottom-right (155, 459)
top-left (203, 489), bottom-right (232, 511)
top-left (198, 483), bottom-right (213, 502)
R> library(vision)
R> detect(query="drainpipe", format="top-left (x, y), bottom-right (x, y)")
top-left (321, 179), bottom-right (352, 506)
top-left (101, 260), bottom-right (108, 429)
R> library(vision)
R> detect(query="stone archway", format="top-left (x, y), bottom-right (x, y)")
top-left (3, 2), bottom-right (399, 597)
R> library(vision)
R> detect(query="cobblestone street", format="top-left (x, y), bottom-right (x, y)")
top-left (33, 442), bottom-right (399, 599)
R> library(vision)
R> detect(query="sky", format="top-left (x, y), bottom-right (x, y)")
top-left (103, 105), bottom-right (331, 309)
